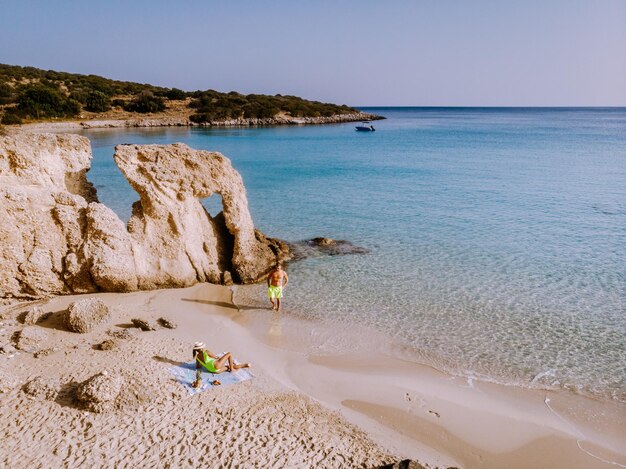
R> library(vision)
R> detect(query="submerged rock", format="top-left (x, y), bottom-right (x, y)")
top-left (311, 237), bottom-right (335, 246)
top-left (75, 372), bottom-right (124, 413)
top-left (287, 237), bottom-right (370, 261)
top-left (64, 298), bottom-right (110, 333)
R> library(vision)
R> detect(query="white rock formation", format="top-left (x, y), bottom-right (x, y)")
top-left (0, 133), bottom-right (285, 299)
top-left (0, 133), bottom-right (97, 298)
top-left (113, 143), bottom-right (276, 287)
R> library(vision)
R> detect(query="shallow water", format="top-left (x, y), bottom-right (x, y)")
top-left (80, 107), bottom-right (626, 402)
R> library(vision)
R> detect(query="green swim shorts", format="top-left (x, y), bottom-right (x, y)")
top-left (268, 285), bottom-right (283, 299)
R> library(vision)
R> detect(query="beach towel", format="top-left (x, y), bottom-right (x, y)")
top-left (169, 361), bottom-right (253, 395)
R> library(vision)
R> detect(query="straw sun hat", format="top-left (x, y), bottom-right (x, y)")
top-left (193, 341), bottom-right (205, 349)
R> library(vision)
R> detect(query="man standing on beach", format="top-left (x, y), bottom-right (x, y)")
top-left (267, 264), bottom-right (289, 312)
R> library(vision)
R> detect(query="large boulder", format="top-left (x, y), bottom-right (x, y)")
top-left (83, 203), bottom-right (138, 292)
top-left (75, 372), bottom-right (124, 413)
top-left (0, 134), bottom-right (287, 299)
top-left (64, 298), bottom-right (110, 333)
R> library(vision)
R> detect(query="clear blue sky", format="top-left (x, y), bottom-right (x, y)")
top-left (1, 0), bottom-right (624, 106)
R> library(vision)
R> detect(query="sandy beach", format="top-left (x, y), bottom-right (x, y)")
top-left (3, 0), bottom-right (625, 466)
top-left (1, 284), bottom-right (624, 468)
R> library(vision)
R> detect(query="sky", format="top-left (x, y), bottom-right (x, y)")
top-left (0, 0), bottom-right (625, 106)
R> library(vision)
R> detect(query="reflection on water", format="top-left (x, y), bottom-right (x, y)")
top-left (267, 312), bottom-right (283, 347)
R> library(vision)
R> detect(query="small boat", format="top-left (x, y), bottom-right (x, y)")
top-left (355, 121), bottom-right (375, 132)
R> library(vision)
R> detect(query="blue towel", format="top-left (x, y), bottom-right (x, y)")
top-left (169, 361), bottom-right (253, 395)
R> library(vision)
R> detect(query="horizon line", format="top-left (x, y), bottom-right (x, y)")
top-left (354, 105), bottom-right (626, 109)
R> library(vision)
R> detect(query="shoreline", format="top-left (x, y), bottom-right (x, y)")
top-left (10, 111), bottom-right (384, 133)
top-left (229, 285), bottom-right (626, 468)
top-left (2, 285), bottom-right (624, 468)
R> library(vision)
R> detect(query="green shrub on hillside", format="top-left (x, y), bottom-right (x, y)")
top-left (165, 88), bottom-right (187, 100)
top-left (69, 88), bottom-right (89, 104)
top-left (85, 90), bottom-right (111, 112)
top-left (1, 109), bottom-right (22, 124)
top-left (17, 84), bottom-right (80, 119)
top-left (188, 90), bottom-right (355, 123)
top-left (0, 82), bottom-right (14, 105)
top-left (124, 92), bottom-right (165, 113)
top-left (0, 63), bottom-right (360, 123)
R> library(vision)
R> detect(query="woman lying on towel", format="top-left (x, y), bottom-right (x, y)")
top-left (193, 342), bottom-right (250, 374)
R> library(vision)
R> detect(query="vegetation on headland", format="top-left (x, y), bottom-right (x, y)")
top-left (0, 63), bottom-right (361, 125)
top-left (188, 90), bottom-right (355, 122)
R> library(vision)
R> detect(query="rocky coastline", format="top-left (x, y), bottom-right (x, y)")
top-left (17, 112), bottom-right (384, 132)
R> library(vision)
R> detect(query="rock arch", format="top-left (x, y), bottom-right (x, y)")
top-left (0, 133), bottom-right (285, 299)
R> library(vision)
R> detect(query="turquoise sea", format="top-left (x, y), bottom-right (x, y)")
top-left (81, 107), bottom-right (626, 402)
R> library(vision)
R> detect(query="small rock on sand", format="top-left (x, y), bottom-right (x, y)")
top-left (0, 343), bottom-right (17, 354)
top-left (222, 270), bottom-right (234, 286)
top-left (106, 328), bottom-right (133, 340)
top-left (20, 306), bottom-right (51, 325)
top-left (377, 460), bottom-right (428, 469)
top-left (96, 339), bottom-right (116, 351)
top-left (131, 318), bottom-right (156, 331)
top-left (14, 326), bottom-right (48, 352)
top-left (76, 372), bottom-right (124, 413)
top-left (22, 376), bottom-right (61, 400)
top-left (157, 317), bottom-right (177, 329)
top-left (64, 298), bottom-right (110, 333)
top-left (0, 370), bottom-right (20, 393)
top-left (34, 347), bottom-right (58, 358)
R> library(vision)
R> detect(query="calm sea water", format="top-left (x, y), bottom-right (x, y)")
top-left (80, 108), bottom-right (626, 402)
